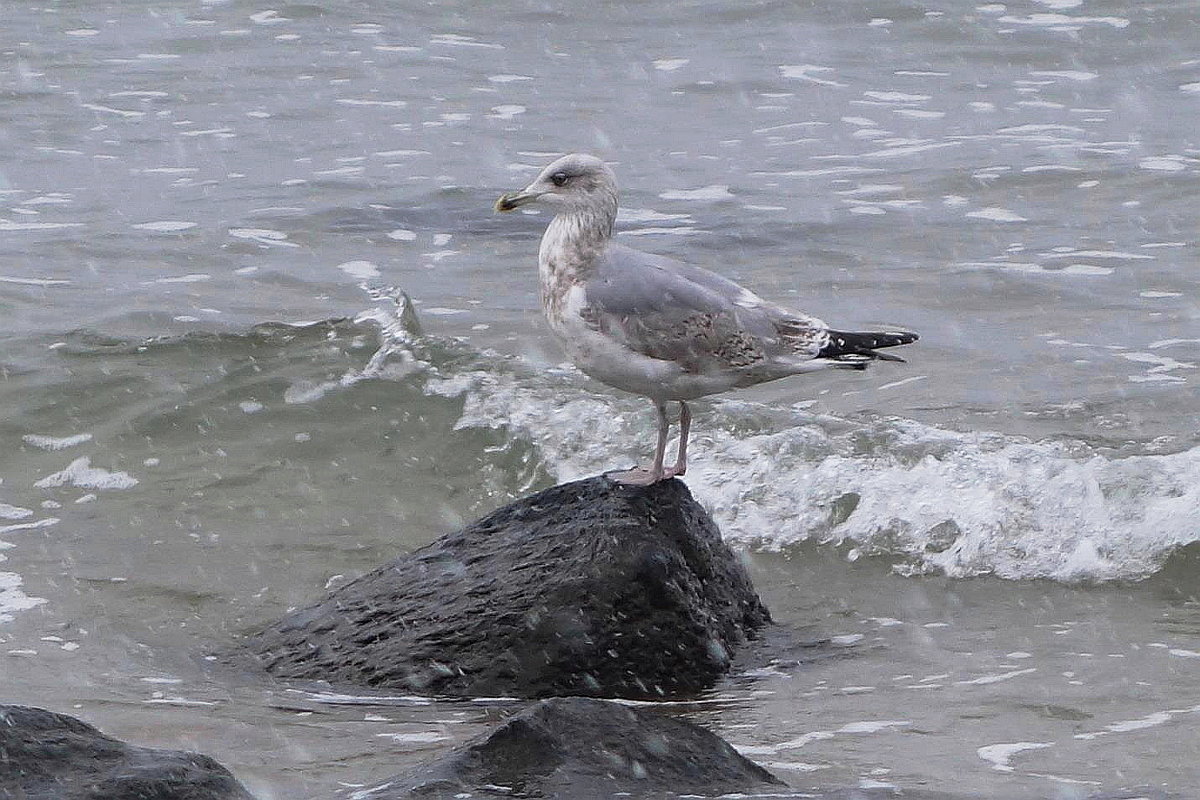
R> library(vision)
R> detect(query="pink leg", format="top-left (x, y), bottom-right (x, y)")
top-left (669, 401), bottom-right (690, 477)
top-left (606, 402), bottom-right (671, 486)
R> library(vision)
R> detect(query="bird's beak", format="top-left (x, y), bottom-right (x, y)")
top-left (494, 188), bottom-right (543, 213)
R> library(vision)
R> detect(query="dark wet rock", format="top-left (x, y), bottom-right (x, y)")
top-left (364, 696), bottom-right (783, 799)
top-left (0, 704), bottom-right (254, 800)
top-left (243, 476), bottom-right (770, 699)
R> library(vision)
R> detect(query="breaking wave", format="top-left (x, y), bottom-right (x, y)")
top-left (434, 366), bottom-right (1200, 583)
top-left (40, 289), bottom-right (1195, 586)
top-left (327, 290), bottom-right (1198, 585)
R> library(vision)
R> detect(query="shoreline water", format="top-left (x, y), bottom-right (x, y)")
top-left (3, 0), bottom-right (1199, 794)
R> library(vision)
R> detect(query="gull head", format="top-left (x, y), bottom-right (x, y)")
top-left (495, 153), bottom-right (618, 214)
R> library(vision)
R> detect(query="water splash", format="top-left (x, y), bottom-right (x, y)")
top-left (284, 287), bottom-right (425, 405)
top-left (423, 359), bottom-right (1200, 583)
top-left (291, 289), bottom-right (1200, 584)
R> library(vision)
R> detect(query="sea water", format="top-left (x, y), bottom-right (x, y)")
top-left (1, 1), bottom-right (1197, 797)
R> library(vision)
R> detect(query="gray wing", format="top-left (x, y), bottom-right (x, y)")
top-left (582, 243), bottom-right (830, 376)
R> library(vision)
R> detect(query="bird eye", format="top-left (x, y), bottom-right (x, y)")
top-left (549, 172), bottom-right (570, 187)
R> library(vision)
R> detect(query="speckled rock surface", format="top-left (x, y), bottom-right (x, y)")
top-left (366, 696), bottom-right (783, 799)
top-left (243, 476), bottom-right (769, 699)
top-left (0, 704), bottom-right (254, 800)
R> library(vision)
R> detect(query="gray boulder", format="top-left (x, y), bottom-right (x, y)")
top-left (0, 704), bottom-right (254, 800)
top-left (364, 696), bottom-right (783, 799)
top-left (244, 476), bottom-right (769, 699)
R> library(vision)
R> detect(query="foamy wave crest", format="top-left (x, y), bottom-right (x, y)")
top-left (429, 368), bottom-right (1200, 583)
top-left (284, 288), bottom-right (426, 405)
top-left (0, 571), bottom-right (47, 623)
top-left (345, 288), bottom-right (1198, 583)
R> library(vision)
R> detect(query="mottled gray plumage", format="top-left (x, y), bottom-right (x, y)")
top-left (583, 243), bottom-right (832, 387)
top-left (496, 153), bottom-right (918, 484)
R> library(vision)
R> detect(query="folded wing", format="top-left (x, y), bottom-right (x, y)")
top-left (583, 244), bottom-right (836, 378)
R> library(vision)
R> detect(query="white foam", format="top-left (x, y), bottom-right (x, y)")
top-left (618, 226), bottom-right (704, 237)
top-left (1107, 711), bottom-right (1173, 732)
top-left (305, 690), bottom-right (433, 706)
top-left (133, 221), bottom-right (197, 232)
top-left (838, 720), bottom-right (909, 734)
top-left (338, 260), bottom-right (381, 280)
top-left (488, 104), bottom-right (525, 120)
top-left (977, 742), bottom-right (1053, 772)
top-left (375, 731), bottom-right (450, 743)
top-left (0, 504), bottom-right (32, 521)
top-left (35, 457), bottom-right (138, 490)
top-left (155, 273), bottom-right (211, 283)
top-left (335, 98), bottom-right (407, 108)
top-left (658, 185), bottom-right (733, 201)
top-left (22, 433), bottom-right (93, 450)
top-left (863, 91), bottom-right (931, 103)
top-left (894, 109), bottom-right (945, 119)
top-left (0, 221), bottom-right (84, 231)
top-left (179, 127), bottom-right (234, 137)
top-left (138, 167), bottom-right (199, 175)
top-left (285, 295), bottom-right (425, 405)
top-left (955, 668), bottom-right (1036, 686)
top-left (1057, 264), bottom-right (1114, 276)
top-left (0, 518), bottom-right (59, 535)
top-left (1075, 708), bottom-right (1190, 740)
top-left (314, 166), bottom-right (364, 176)
top-left (761, 720), bottom-right (909, 754)
top-left (962, 261), bottom-right (1114, 276)
top-left (618, 208), bottom-right (693, 223)
top-left (875, 375), bottom-right (927, 391)
top-left (81, 103), bottom-right (145, 118)
top-left (375, 150), bottom-right (429, 158)
top-left (778, 65), bottom-right (845, 87)
top-left (1030, 70), bottom-right (1097, 81)
top-left (1042, 249), bottom-right (1153, 261)
top-left (142, 697), bottom-right (217, 707)
top-left (19, 195), bottom-right (73, 206)
top-left (998, 13), bottom-right (1129, 28)
top-left (835, 184), bottom-right (902, 197)
top-left (966, 207), bottom-right (1027, 222)
top-left (1122, 352), bottom-right (1194, 375)
top-left (766, 166), bottom-right (886, 178)
top-left (436, 366), bottom-right (1200, 582)
top-left (229, 228), bottom-right (297, 247)
top-left (1139, 157), bottom-right (1187, 172)
top-left (653, 58), bottom-right (689, 72)
top-left (0, 571), bottom-right (47, 623)
top-left (860, 141), bottom-right (960, 159)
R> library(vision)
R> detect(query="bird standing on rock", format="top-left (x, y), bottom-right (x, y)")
top-left (496, 153), bottom-right (918, 486)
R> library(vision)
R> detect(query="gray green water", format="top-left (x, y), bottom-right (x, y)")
top-left (1, 0), bottom-right (1198, 797)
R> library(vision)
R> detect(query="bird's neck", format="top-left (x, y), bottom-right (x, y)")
top-left (538, 203), bottom-right (615, 310)
top-left (541, 204), bottom-right (615, 264)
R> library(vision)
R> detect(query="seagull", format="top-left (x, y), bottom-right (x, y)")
top-left (495, 154), bottom-right (918, 486)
